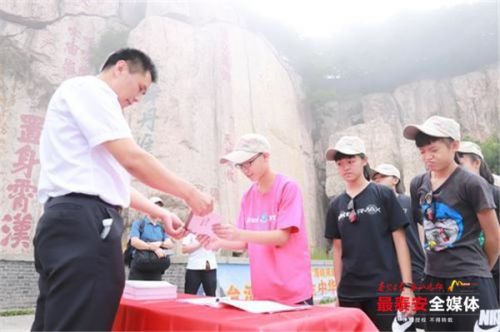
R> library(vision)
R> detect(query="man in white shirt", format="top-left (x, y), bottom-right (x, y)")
top-left (33, 48), bottom-right (213, 331)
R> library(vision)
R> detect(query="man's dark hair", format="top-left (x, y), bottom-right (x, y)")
top-left (415, 132), bottom-right (454, 148)
top-left (101, 48), bottom-right (157, 83)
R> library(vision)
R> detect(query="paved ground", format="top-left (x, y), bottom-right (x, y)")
top-left (1, 314), bottom-right (34, 331)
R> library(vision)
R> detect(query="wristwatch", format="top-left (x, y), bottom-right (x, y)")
top-left (402, 282), bottom-right (414, 289)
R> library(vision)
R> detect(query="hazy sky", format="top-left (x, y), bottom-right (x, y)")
top-left (238, 0), bottom-right (483, 38)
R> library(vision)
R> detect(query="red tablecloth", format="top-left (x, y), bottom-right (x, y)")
top-left (112, 294), bottom-right (378, 331)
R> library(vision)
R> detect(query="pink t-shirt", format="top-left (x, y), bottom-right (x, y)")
top-left (237, 173), bottom-right (313, 304)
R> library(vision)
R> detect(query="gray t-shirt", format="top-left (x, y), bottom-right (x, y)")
top-left (410, 167), bottom-right (496, 278)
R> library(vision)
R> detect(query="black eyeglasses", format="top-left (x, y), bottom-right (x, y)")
top-left (347, 199), bottom-right (357, 223)
top-left (420, 191), bottom-right (435, 222)
top-left (235, 153), bottom-right (262, 170)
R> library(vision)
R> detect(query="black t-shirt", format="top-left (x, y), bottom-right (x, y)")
top-left (492, 183), bottom-right (500, 220)
top-left (398, 194), bottom-right (425, 282)
top-left (325, 183), bottom-right (409, 299)
top-left (490, 183), bottom-right (499, 276)
top-left (410, 167), bottom-right (496, 278)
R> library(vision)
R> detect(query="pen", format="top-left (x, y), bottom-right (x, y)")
top-left (100, 218), bottom-right (113, 239)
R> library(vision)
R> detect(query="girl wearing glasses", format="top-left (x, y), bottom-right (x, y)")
top-left (198, 133), bottom-right (313, 305)
top-left (324, 136), bottom-right (414, 331)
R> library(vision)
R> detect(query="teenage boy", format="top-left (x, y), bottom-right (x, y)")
top-left (198, 133), bottom-right (313, 305)
top-left (324, 136), bottom-right (415, 331)
top-left (404, 115), bottom-right (499, 331)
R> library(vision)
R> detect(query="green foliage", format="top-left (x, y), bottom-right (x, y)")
top-left (480, 136), bottom-right (500, 174)
top-left (310, 248), bottom-right (331, 261)
top-left (307, 87), bottom-right (337, 108)
top-left (0, 308), bottom-right (35, 316)
top-left (89, 29), bottom-right (130, 72)
top-left (462, 135), bottom-right (500, 174)
top-left (0, 40), bottom-right (31, 80)
top-left (318, 297), bottom-right (335, 304)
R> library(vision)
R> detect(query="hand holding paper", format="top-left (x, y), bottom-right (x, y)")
top-left (185, 212), bottom-right (221, 238)
top-left (196, 234), bottom-right (221, 250)
top-left (212, 223), bottom-right (239, 240)
top-left (159, 210), bottom-right (187, 239)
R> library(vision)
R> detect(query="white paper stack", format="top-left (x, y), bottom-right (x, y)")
top-left (122, 280), bottom-right (177, 300)
top-left (218, 299), bottom-right (312, 314)
top-left (177, 297), bottom-right (312, 314)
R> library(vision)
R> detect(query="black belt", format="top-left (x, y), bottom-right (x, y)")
top-left (47, 193), bottom-right (123, 213)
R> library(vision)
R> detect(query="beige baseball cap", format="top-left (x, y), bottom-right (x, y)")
top-left (220, 133), bottom-right (271, 164)
top-left (458, 141), bottom-right (484, 159)
top-left (403, 115), bottom-right (460, 141)
top-left (371, 163), bottom-right (406, 193)
top-left (149, 196), bottom-right (164, 206)
top-left (371, 163), bottom-right (401, 179)
top-left (325, 136), bottom-right (366, 161)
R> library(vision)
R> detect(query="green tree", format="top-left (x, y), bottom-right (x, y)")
top-left (479, 136), bottom-right (500, 174)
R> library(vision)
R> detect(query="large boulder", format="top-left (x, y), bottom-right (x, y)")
top-left (0, 7), bottom-right (323, 259)
top-left (321, 66), bottom-right (499, 198)
top-left (126, 16), bottom-right (323, 248)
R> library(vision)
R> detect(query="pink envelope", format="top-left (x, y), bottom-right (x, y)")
top-left (185, 212), bottom-right (221, 238)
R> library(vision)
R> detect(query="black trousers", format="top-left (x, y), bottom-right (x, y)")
top-left (128, 267), bottom-right (163, 281)
top-left (32, 194), bottom-right (125, 331)
top-left (184, 269), bottom-right (217, 296)
top-left (420, 275), bottom-right (499, 332)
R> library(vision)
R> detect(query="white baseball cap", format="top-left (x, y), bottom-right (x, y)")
top-left (325, 136), bottom-right (366, 161)
top-left (403, 115), bottom-right (460, 141)
top-left (371, 163), bottom-right (401, 179)
top-left (457, 141), bottom-right (484, 159)
top-left (220, 133), bottom-right (271, 164)
top-left (370, 163), bottom-right (406, 193)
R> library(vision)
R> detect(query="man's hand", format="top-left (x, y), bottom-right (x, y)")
top-left (186, 190), bottom-right (214, 216)
top-left (147, 241), bottom-right (162, 251)
top-left (212, 223), bottom-right (239, 240)
top-left (159, 211), bottom-right (187, 240)
top-left (153, 247), bottom-right (167, 258)
top-left (400, 287), bottom-right (415, 317)
top-left (196, 234), bottom-right (220, 250)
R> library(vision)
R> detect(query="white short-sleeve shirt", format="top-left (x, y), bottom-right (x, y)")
top-left (182, 234), bottom-right (217, 270)
top-left (38, 76), bottom-right (133, 207)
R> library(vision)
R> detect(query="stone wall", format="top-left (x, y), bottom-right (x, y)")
top-left (0, 260), bottom-right (38, 310)
top-left (0, 257), bottom-right (190, 310)
top-left (0, 1), bottom-right (323, 262)
top-left (317, 66), bottom-right (499, 198)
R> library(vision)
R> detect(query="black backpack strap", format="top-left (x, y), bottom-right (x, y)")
top-left (138, 218), bottom-right (146, 240)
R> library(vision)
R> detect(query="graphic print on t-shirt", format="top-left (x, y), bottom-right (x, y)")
top-left (422, 201), bottom-right (464, 251)
top-left (246, 212), bottom-right (277, 224)
top-left (337, 204), bottom-right (382, 221)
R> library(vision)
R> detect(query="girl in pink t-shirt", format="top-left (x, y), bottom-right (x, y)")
top-left (199, 134), bottom-right (313, 305)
